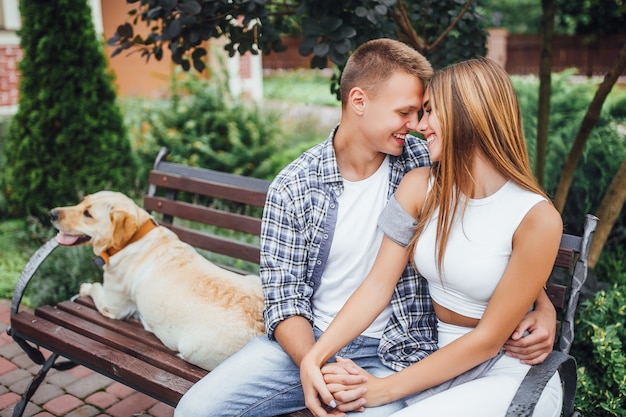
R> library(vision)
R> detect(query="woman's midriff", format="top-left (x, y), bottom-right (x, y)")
top-left (432, 299), bottom-right (480, 328)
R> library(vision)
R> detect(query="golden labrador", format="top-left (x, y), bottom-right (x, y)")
top-left (50, 191), bottom-right (264, 371)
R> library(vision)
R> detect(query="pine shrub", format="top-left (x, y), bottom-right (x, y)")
top-left (2, 0), bottom-right (136, 223)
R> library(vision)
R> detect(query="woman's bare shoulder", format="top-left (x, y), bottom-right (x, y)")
top-left (395, 167), bottom-right (431, 215)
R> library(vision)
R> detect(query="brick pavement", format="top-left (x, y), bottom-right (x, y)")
top-left (0, 299), bottom-right (175, 417)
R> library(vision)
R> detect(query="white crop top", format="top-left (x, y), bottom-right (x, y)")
top-left (413, 181), bottom-right (547, 319)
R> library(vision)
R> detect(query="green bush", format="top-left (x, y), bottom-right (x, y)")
top-left (572, 281), bottom-right (626, 416)
top-left (2, 0), bottom-right (136, 223)
top-left (127, 69), bottom-right (284, 185)
top-left (512, 72), bottom-right (626, 240)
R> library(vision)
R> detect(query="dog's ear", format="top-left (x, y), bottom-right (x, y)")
top-left (110, 209), bottom-right (139, 249)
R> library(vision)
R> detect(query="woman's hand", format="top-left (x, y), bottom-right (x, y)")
top-left (321, 357), bottom-right (368, 412)
top-left (301, 354), bottom-right (347, 417)
top-left (322, 357), bottom-right (389, 410)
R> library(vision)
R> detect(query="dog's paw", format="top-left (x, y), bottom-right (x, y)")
top-left (79, 283), bottom-right (93, 297)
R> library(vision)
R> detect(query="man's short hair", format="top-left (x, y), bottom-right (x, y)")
top-left (339, 38), bottom-right (433, 106)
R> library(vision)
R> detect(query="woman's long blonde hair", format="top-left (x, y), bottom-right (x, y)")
top-left (409, 58), bottom-right (550, 272)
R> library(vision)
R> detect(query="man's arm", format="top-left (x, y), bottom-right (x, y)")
top-left (504, 290), bottom-right (556, 364)
top-left (274, 316), bottom-right (316, 366)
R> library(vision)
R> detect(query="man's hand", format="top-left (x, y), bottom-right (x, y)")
top-left (321, 357), bottom-right (368, 412)
top-left (504, 292), bottom-right (556, 364)
top-left (301, 354), bottom-right (355, 417)
top-left (322, 357), bottom-right (389, 410)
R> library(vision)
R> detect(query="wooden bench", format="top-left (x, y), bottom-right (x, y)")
top-left (7, 147), bottom-right (598, 417)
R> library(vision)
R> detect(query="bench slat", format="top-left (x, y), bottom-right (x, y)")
top-left (65, 297), bottom-right (170, 352)
top-left (545, 283), bottom-right (568, 310)
top-left (10, 311), bottom-right (194, 407)
top-left (149, 171), bottom-right (268, 207)
top-left (36, 304), bottom-right (206, 382)
top-left (163, 223), bottom-right (261, 265)
top-left (555, 247), bottom-right (576, 269)
top-left (154, 162), bottom-right (270, 194)
top-left (144, 196), bottom-right (262, 235)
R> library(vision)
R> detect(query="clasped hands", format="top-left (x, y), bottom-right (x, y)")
top-left (300, 356), bottom-right (382, 417)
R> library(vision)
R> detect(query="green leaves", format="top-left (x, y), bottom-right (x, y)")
top-left (107, 0), bottom-right (488, 76)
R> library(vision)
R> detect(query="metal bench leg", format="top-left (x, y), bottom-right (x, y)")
top-left (12, 352), bottom-right (60, 417)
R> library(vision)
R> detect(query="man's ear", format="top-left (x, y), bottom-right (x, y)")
top-left (349, 87), bottom-right (366, 115)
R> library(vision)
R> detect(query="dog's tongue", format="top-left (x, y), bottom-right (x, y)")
top-left (54, 232), bottom-right (81, 246)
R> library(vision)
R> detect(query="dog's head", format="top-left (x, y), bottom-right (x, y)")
top-left (50, 191), bottom-right (146, 255)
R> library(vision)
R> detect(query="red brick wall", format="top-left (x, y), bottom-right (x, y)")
top-left (0, 44), bottom-right (21, 108)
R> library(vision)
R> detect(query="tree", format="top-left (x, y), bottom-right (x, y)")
top-left (535, 0), bottom-right (556, 186)
top-left (2, 0), bottom-right (136, 222)
top-left (553, 42), bottom-right (626, 267)
top-left (590, 158), bottom-right (626, 266)
top-left (108, 0), bottom-right (487, 78)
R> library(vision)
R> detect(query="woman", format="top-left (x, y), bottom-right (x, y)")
top-left (299, 57), bottom-right (563, 417)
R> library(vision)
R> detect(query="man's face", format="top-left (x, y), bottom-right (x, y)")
top-left (360, 71), bottom-right (425, 156)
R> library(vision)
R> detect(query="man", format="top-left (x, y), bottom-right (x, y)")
top-left (175, 38), bottom-right (556, 417)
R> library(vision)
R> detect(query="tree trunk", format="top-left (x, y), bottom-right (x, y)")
top-left (554, 42), bottom-right (626, 212)
top-left (589, 158), bottom-right (626, 268)
top-left (535, 0), bottom-right (556, 187)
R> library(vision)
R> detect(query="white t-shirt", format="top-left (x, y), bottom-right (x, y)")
top-left (312, 157), bottom-right (393, 338)
top-left (414, 180), bottom-right (546, 319)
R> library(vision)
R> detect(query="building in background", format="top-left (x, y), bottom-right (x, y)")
top-left (0, 0), bottom-right (263, 116)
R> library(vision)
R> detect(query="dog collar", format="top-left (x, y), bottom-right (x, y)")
top-left (94, 218), bottom-right (158, 268)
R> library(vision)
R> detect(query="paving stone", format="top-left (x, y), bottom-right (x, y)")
top-left (43, 393), bottom-right (83, 415)
top-left (66, 404), bottom-right (102, 417)
top-left (86, 390), bottom-right (118, 410)
top-left (0, 367), bottom-right (31, 386)
top-left (0, 341), bottom-right (24, 359)
top-left (105, 382), bottom-right (135, 399)
top-left (106, 392), bottom-right (159, 417)
top-left (0, 332), bottom-right (13, 347)
top-left (0, 391), bottom-right (20, 410)
top-left (12, 352), bottom-right (42, 370)
top-left (148, 401), bottom-right (175, 417)
top-left (68, 366), bottom-right (95, 379)
top-left (66, 373), bottom-right (114, 398)
top-left (31, 382), bottom-right (65, 405)
top-left (7, 373), bottom-right (31, 395)
top-left (0, 356), bottom-right (17, 375)
top-left (46, 368), bottom-right (81, 388)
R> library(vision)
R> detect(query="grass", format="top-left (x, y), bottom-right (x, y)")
top-left (0, 219), bottom-right (41, 299)
top-left (263, 69), bottom-right (340, 107)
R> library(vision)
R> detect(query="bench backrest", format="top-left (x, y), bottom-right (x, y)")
top-left (144, 147), bottom-right (270, 274)
top-left (145, 147), bottom-right (598, 354)
top-left (545, 214), bottom-right (599, 354)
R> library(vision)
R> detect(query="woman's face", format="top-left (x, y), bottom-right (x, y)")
top-left (417, 88), bottom-right (442, 162)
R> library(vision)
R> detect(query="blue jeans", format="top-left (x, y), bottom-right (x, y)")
top-left (175, 328), bottom-right (404, 417)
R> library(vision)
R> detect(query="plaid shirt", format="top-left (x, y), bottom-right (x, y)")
top-left (260, 129), bottom-right (437, 371)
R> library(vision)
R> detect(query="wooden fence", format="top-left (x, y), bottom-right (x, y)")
top-left (506, 34), bottom-right (626, 76)
top-left (263, 34), bottom-right (626, 78)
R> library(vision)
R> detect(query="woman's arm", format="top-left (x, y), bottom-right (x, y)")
top-left (300, 168), bottom-right (429, 416)
top-left (352, 201), bottom-right (563, 406)
top-left (300, 236), bottom-right (410, 414)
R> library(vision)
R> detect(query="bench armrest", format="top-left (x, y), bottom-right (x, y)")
top-left (10, 238), bottom-right (60, 316)
top-left (505, 350), bottom-right (577, 417)
top-left (7, 239), bottom-right (61, 366)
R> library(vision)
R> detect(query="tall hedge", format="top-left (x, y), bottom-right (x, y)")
top-left (2, 0), bottom-right (135, 222)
